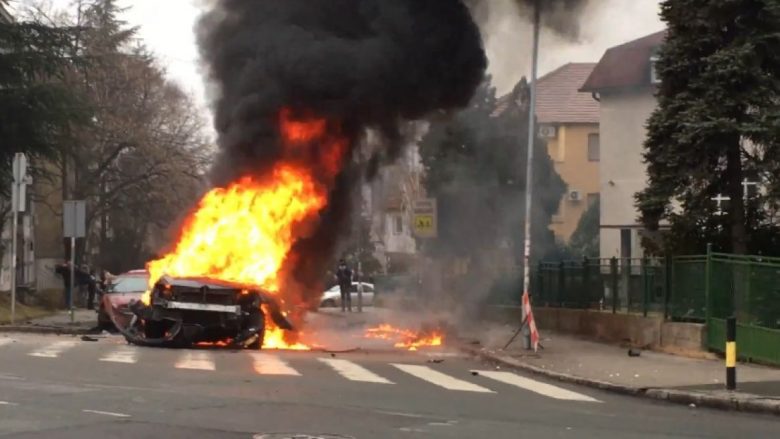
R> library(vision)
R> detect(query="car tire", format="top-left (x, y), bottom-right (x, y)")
top-left (247, 312), bottom-right (265, 350)
top-left (322, 299), bottom-right (337, 308)
top-left (143, 320), bottom-right (167, 339)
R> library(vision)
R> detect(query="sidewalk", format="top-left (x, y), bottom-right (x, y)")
top-left (461, 322), bottom-right (780, 415)
top-left (0, 309), bottom-right (97, 334)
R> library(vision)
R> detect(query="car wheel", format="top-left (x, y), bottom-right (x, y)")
top-left (247, 312), bottom-right (265, 350)
top-left (322, 299), bottom-right (337, 308)
top-left (143, 320), bottom-right (167, 339)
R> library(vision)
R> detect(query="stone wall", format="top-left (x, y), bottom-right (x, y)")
top-left (482, 305), bottom-right (705, 352)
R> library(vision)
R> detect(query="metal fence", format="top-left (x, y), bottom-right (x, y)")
top-left (533, 249), bottom-right (780, 365)
top-left (534, 257), bottom-right (667, 317)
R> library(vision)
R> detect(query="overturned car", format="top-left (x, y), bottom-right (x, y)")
top-left (121, 275), bottom-right (293, 349)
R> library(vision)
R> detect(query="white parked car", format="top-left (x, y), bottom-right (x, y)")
top-left (319, 282), bottom-right (375, 308)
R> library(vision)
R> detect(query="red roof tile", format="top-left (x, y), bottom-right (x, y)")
top-left (494, 63), bottom-right (600, 124)
top-left (580, 30), bottom-right (667, 92)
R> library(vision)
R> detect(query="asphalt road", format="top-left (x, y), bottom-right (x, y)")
top-left (0, 333), bottom-right (778, 438)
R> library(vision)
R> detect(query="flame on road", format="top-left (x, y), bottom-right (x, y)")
top-left (143, 108), bottom-right (348, 350)
top-left (365, 324), bottom-right (444, 351)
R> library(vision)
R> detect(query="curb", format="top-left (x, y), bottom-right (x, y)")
top-left (461, 345), bottom-right (780, 417)
top-left (0, 325), bottom-right (93, 335)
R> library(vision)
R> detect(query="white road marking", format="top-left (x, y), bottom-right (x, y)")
top-left (0, 401), bottom-right (19, 406)
top-left (249, 353), bottom-right (300, 376)
top-left (100, 347), bottom-right (138, 364)
top-left (175, 351), bottom-right (215, 371)
top-left (392, 364), bottom-right (493, 393)
top-left (28, 341), bottom-right (77, 358)
top-left (82, 409), bottom-right (130, 418)
top-left (0, 338), bottom-right (15, 348)
top-left (473, 370), bottom-right (601, 402)
top-left (319, 358), bottom-right (393, 384)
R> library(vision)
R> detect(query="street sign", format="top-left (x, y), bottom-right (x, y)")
top-left (412, 198), bottom-right (437, 238)
top-left (63, 200), bottom-right (87, 238)
top-left (11, 154), bottom-right (28, 213)
top-left (12, 153), bottom-right (27, 183)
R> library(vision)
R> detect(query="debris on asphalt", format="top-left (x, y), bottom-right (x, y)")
top-left (471, 371), bottom-right (479, 376)
top-left (628, 349), bottom-right (641, 357)
top-left (80, 335), bottom-right (99, 342)
top-left (427, 359), bottom-right (444, 364)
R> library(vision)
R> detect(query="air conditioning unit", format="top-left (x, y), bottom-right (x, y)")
top-left (538, 125), bottom-right (557, 139)
top-left (569, 190), bottom-right (582, 201)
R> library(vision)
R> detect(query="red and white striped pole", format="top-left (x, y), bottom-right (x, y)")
top-left (520, 0), bottom-right (541, 350)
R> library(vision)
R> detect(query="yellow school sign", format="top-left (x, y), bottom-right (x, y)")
top-left (413, 198), bottom-right (437, 238)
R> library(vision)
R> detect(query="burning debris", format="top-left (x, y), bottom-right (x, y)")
top-left (128, 0), bottom-right (486, 349)
top-left (365, 324), bottom-right (445, 351)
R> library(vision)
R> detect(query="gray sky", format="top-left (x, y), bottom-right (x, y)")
top-left (15, 0), bottom-right (665, 126)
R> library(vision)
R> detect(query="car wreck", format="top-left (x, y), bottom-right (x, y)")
top-left (120, 276), bottom-right (294, 349)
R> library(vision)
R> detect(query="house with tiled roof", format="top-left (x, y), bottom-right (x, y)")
top-left (496, 62), bottom-right (601, 243)
top-left (580, 30), bottom-right (666, 260)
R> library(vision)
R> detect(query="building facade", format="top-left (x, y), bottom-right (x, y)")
top-left (495, 63), bottom-right (600, 244)
top-left (580, 30), bottom-right (666, 260)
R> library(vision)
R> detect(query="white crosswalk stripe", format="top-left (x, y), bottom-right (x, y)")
top-left (320, 358), bottom-right (393, 384)
top-left (473, 370), bottom-right (600, 402)
top-left (100, 347), bottom-right (138, 364)
top-left (28, 341), bottom-right (77, 358)
top-left (250, 352), bottom-right (300, 376)
top-left (0, 338), bottom-right (15, 348)
top-left (175, 351), bottom-right (215, 371)
top-left (393, 364), bottom-right (493, 393)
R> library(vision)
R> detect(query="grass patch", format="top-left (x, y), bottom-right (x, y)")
top-left (0, 292), bottom-right (59, 325)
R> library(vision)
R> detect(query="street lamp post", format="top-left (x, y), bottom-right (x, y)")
top-left (520, 0), bottom-right (541, 350)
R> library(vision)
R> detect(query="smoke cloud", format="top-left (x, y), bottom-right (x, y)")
top-left (196, 1), bottom-right (487, 303)
top-left (467, 0), bottom-right (592, 40)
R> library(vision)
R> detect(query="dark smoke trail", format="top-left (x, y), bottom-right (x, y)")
top-left (197, 1), bottom-right (487, 304)
top-left (467, 0), bottom-right (592, 39)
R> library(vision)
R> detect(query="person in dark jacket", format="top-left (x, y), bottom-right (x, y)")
top-left (335, 259), bottom-right (353, 312)
top-left (54, 261), bottom-right (73, 309)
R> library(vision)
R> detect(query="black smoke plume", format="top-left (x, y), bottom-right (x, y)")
top-left (468, 0), bottom-right (592, 40)
top-left (197, 1), bottom-right (487, 305)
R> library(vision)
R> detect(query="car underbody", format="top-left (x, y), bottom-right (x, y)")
top-left (120, 276), bottom-right (293, 349)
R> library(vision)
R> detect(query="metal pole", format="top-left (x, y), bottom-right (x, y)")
top-left (357, 217), bottom-right (363, 313)
top-left (69, 236), bottom-right (75, 323)
top-left (10, 183), bottom-right (18, 325)
top-left (520, 0), bottom-right (541, 350)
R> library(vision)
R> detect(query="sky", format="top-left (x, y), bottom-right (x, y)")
top-left (12, 0), bottom-right (665, 128)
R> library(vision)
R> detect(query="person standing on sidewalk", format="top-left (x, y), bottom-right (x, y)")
top-left (54, 261), bottom-right (72, 309)
top-left (336, 259), bottom-right (353, 312)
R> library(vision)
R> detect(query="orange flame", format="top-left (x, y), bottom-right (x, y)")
top-left (144, 108), bottom-right (348, 350)
top-left (365, 324), bottom-right (445, 351)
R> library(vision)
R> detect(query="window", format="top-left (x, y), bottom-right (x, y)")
top-left (588, 133), bottom-right (600, 162)
top-left (109, 275), bottom-right (149, 293)
top-left (650, 54), bottom-right (661, 84)
top-left (393, 215), bottom-right (403, 235)
top-left (587, 193), bottom-right (600, 206)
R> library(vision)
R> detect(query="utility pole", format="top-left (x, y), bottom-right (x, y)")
top-left (520, 0), bottom-right (541, 350)
top-left (10, 153), bottom-right (29, 325)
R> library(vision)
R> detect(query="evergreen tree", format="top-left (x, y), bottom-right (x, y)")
top-left (568, 199), bottom-right (599, 258)
top-left (637, 0), bottom-right (780, 255)
top-left (419, 75), bottom-right (565, 302)
top-left (0, 20), bottom-right (87, 196)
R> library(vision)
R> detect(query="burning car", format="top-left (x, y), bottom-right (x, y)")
top-left (121, 275), bottom-right (293, 349)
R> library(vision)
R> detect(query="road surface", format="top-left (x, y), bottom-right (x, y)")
top-left (0, 333), bottom-right (778, 438)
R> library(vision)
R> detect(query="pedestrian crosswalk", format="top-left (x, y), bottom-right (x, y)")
top-left (28, 341), bottom-right (77, 358)
top-left (99, 346), bottom-right (138, 364)
top-left (320, 358), bottom-right (393, 384)
top-left (393, 364), bottom-right (493, 393)
top-left (0, 337), bottom-right (600, 402)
